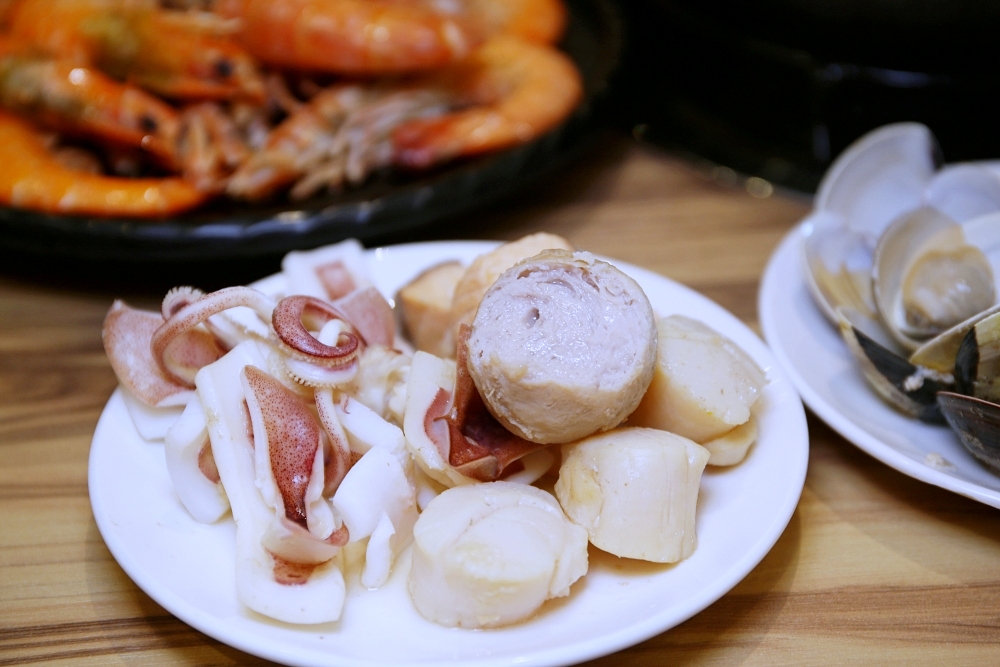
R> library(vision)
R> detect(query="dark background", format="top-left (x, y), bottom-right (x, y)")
top-left (616, 0), bottom-right (1000, 192)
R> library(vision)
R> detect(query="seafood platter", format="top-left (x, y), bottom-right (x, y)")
top-left (91, 234), bottom-right (807, 666)
top-left (761, 122), bottom-right (1000, 507)
top-left (0, 0), bottom-right (620, 261)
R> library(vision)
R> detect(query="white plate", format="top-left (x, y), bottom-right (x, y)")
top-left (90, 241), bottom-right (808, 667)
top-left (760, 226), bottom-right (1000, 508)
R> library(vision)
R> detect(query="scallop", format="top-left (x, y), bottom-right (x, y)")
top-left (408, 481), bottom-right (588, 628)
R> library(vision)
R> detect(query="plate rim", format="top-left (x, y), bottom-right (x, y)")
top-left (89, 239), bottom-right (809, 667)
top-left (759, 224), bottom-right (1000, 509)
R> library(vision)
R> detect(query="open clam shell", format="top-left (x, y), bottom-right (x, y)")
top-left (923, 163), bottom-right (1000, 223)
top-left (816, 122), bottom-right (937, 235)
top-left (802, 123), bottom-right (938, 326)
top-left (909, 302), bottom-right (1000, 373)
top-left (836, 307), bottom-right (949, 424)
top-left (871, 207), bottom-right (997, 351)
top-left (954, 309), bottom-right (1000, 403)
top-left (937, 391), bottom-right (1000, 473)
top-left (801, 210), bottom-right (878, 325)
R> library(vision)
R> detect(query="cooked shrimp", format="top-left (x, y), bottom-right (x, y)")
top-left (5, 0), bottom-right (265, 101)
top-left (0, 39), bottom-right (181, 167)
top-left (391, 36), bottom-right (582, 169)
top-left (176, 102), bottom-right (251, 193)
top-left (227, 84), bottom-right (447, 201)
top-left (0, 111), bottom-right (208, 216)
top-left (468, 0), bottom-right (567, 44)
top-left (215, 0), bottom-right (483, 74)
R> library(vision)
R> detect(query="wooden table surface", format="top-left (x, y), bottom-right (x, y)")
top-left (3, 132), bottom-right (1000, 666)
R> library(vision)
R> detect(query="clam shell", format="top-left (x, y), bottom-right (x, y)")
top-left (937, 391), bottom-right (1000, 472)
top-left (800, 210), bottom-right (877, 325)
top-left (909, 302), bottom-right (1000, 373)
top-left (836, 307), bottom-right (948, 424)
top-left (803, 123), bottom-right (938, 326)
top-left (954, 309), bottom-right (1000, 403)
top-left (923, 163), bottom-right (1000, 223)
top-left (873, 210), bottom-right (1000, 351)
top-left (816, 123), bottom-right (937, 236)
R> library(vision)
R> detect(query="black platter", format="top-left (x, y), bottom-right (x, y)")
top-left (0, 0), bottom-right (621, 275)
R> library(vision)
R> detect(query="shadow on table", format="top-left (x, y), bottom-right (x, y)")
top-left (579, 509), bottom-right (802, 666)
top-left (82, 520), bottom-right (279, 666)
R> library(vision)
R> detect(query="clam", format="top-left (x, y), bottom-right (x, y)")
top-left (836, 307), bottom-right (949, 424)
top-left (954, 309), bottom-right (1000, 403)
top-left (837, 213), bottom-right (1000, 424)
top-left (801, 210), bottom-right (879, 325)
top-left (815, 122), bottom-right (937, 233)
top-left (930, 307), bottom-right (1000, 472)
top-left (923, 163), bottom-right (1000, 223)
top-left (803, 123), bottom-right (938, 326)
top-left (937, 392), bottom-right (1000, 472)
top-left (909, 302), bottom-right (1000, 372)
top-left (872, 208), bottom-right (997, 351)
top-left (800, 122), bottom-right (1000, 468)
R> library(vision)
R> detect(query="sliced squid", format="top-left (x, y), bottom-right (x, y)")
top-left (332, 287), bottom-right (396, 348)
top-left (336, 395), bottom-right (409, 465)
top-left (241, 365), bottom-right (337, 539)
top-left (204, 276), bottom-right (287, 350)
top-left (363, 511), bottom-right (411, 588)
top-left (555, 427), bottom-right (710, 563)
top-left (629, 315), bottom-right (766, 465)
top-left (408, 481), bottom-right (588, 628)
top-left (340, 345), bottom-right (411, 426)
top-left (196, 340), bottom-right (346, 624)
top-left (402, 350), bottom-right (546, 487)
top-left (120, 383), bottom-right (187, 441)
top-left (332, 395), bottom-right (417, 588)
top-left (333, 446), bottom-right (417, 589)
top-left (402, 351), bottom-right (469, 487)
top-left (164, 397), bottom-right (230, 524)
top-left (103, 300), bottom-right (197, 408)
top-left (282, 239), bottom-right (373, 301)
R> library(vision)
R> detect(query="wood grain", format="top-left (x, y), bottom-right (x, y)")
top-left (2, 133), bottom-right (999, 666)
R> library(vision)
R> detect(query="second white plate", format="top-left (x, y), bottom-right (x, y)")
top-left (760, 226), bottom-right (1000, 508)
top-left (90, 241), bottom-right (809, 667)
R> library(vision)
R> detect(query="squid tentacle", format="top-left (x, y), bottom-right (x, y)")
top-left (151, 286), bottom-right (277, 385)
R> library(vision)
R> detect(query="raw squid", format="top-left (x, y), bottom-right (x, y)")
top-left (196, 341), bottom-right (347, 624)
